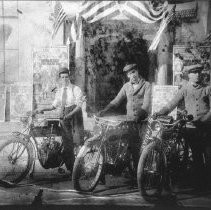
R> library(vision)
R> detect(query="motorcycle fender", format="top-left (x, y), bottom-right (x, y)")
top-left (77, 145), bottom-right (89, 158)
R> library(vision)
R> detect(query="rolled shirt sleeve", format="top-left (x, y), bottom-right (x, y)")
top-left (52, 89), bottom-right (61, 108)
top-left (74, 86), bottom-right (84, 107)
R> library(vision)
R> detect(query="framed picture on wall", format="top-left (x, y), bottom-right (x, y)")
top-left (10, 84), bottom-right (33, 122)
top-left (32, 46), bottom-right (69, 119)
top-left (173, 45), bottom-right (211, 87)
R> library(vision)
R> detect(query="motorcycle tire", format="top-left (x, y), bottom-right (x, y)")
top-left (137, 141), bottom-right (166, 198)
top-left (0, 135), bottom-right (34, 183)
top-left (72, 145), bottom-right (104, 192)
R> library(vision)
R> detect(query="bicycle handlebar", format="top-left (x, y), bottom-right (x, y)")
top-left (157, 114), bottom-right (193, 128)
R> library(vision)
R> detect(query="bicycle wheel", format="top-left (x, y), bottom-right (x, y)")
top-left (0, 135), bottom-right (34, 183)
top-left (137, 142), bottom-right (166, 198)
top-left (72, 144), bottom-right (103, 192)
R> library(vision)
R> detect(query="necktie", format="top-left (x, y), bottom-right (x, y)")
top-left (61, 87), bottom-right (67, 107)
top-left (61, 87), bottom-right (67, 117)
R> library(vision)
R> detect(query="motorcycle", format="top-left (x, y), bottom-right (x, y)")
top-left (137, 111), bottom-right (193, 199)
top-left (0, 112), bottom-right (78, 185)
top-left (72, 115), bottom-right (139, 192)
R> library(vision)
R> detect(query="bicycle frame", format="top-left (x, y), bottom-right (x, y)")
top-left (79, 115), bottom-right (135, 170)
top-left (12, 115), bottom-right (62, 172)
top-left (143, 114), bottom-right (192, 179)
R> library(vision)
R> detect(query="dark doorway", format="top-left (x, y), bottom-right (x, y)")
top-left (84, 20), bottom-right (150, 113)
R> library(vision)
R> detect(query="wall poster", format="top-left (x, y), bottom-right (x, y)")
top-left (152, 85), bottom-right (179, 119)
top-left (10, 84), bottom-right (33, 122)
top-left (0, 86), bottom-right (6, 122)
top-left (33, 46), bottom-right (69, 119)
top-left (173, 45), bottom-right (211, 87)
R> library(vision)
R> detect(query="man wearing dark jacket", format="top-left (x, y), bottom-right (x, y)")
top-left (99, 63), bottom-right (152, 171)
top-left (154, 64), bottom-right (211, 190)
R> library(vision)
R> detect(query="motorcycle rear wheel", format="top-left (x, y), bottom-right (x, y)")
top-left (72, 145), bottom-right (103, 192)
top-left (137, 142), bottom-right (166, 198)
top-left (0, 135), bottom-right (34, 183)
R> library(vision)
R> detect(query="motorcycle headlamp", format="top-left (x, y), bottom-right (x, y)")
top-left (93, 124), bottom-right (102, 135)
top-left (151, 121), bottom-right (161, 132)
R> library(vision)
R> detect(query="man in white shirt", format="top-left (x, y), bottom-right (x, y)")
top-left (35, 67), bottom-right (84, 173)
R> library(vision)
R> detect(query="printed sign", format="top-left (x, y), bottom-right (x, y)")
top-left (152, 85), bottom-right (179, 119)
top-left (173, 45), bottom-right (211, 87)
top-left (33, 47), bottom-right (69, 118)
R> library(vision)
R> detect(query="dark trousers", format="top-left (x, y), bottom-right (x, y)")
top-left (60, 108), bottom-right (75, 172)
top-left (128, 123), bottom-right (145, 173)
top-left (183, 126), bottom-right (208, 188)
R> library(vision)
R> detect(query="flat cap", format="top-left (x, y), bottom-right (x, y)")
top-left (59, 67), bottom-right (69, 76)
top-left (123, 64), bottom-right (137, 73)
top-left (184, 64), bottom-right (203, 74)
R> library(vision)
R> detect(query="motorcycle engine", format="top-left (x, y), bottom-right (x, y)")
top-left (105, 135), bottom-right (129, 165)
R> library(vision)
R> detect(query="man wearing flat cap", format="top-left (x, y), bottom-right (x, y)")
top-left (98, 63), bottom-right (152, 171)
top-left (154, 64), bottom-right (211, 190)
top-left (35, 67), bottom-right (84, 174)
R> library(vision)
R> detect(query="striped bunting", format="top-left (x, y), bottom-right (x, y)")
top-left (77, 1), bottom-right (168, 23)
top-left (78, 1), bottom-right (120, 23)
top-left (148, 4), bottom-right (176, 51)
top-left (122, 1), bottom-right (168, 23)
top-left (52, 1), bottom-right (67, 38)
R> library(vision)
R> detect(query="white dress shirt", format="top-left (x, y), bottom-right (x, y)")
top-left (52, 85), bottom-right (83, 108)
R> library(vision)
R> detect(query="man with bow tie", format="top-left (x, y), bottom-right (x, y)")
top-left (98, 63), bottom-right (152, 172)
top-left (35, 67), bottom-right (84, 174)
top-left (154, 64), bottom-right (211, 190)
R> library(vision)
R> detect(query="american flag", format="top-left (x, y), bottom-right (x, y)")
top-left (52, 1), bottom-right (67, 38)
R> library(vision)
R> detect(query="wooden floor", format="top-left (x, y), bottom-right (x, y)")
top-left (0, 130), bottom-right (211, 209)
top-left (0, 168), bottom-right (211, 209)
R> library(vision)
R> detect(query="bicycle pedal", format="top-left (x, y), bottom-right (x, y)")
top-left (58, 168), bottom-right (65, 174)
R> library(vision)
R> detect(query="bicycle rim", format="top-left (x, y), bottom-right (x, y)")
top-left (74, 146), bottom-right (103, 191)
top-left (0, 137), bottom-right (32, 183)
top-left (138, 143), bottom-right (164, 197)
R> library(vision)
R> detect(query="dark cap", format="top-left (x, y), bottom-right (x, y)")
top-left (123, 64), bottom-right (138, 73)
top-left (59, 67), bottom-right (69, 76)
top-left (184, 64), bottom-right (203, 74)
